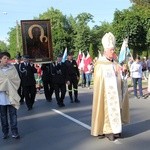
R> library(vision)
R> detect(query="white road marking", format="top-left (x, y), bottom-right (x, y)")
top-left (52, 109), bottom-right (91, 130)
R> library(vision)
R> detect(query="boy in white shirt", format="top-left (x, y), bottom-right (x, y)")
top-left (0, 52), bottom-right (20, 139)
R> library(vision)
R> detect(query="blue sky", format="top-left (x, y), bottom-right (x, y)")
top-left (0, 0), bottom-right (132, 42)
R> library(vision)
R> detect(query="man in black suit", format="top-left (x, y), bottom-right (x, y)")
top-left (19, 55), bottom-right (37, 110)
top-left (65, 52), bottom-right (80, 103)
top-left (41, 62), bottom-right (54, 102)
top-left (14, 54), bottom-right (24, 104)
top-left (51, 55), bottom-right (69, 107)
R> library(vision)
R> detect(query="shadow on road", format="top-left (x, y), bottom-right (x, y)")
top-left (123, 119), bottom-right (150, 138)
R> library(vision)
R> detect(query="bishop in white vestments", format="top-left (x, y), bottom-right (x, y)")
top-left (91, 32), bottom-right (130, 141)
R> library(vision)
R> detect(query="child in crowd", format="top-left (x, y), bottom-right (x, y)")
top-left (0, 52), bottom-right (21, 139)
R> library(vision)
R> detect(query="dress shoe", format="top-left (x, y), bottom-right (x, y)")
top-left (74, 99), bottom-right (80, 103)
top-left (46, 99), bottom-right (52, 102)
top-left (105, 134), bottom-right (115, 141)
top-left (59, 103), bottom-right (65, 107)
top-left (28, 107), bottom-right (32, 111)
top-left (58, 102), bottom-right (65, 107)
top-left (98, 134), bottom-right (105, 139)
top-left (2, 134), bottom-right (9, 139)
top-left (61, 103), bottom-right (65, 107)
top-left (12, 134), bottom-right (20, 139)
top-left (70, 99), bottom-right (74, 103)
top-left (114, 133), bottom-right (122, 138)
top-left (144, 94), bottom-right (149, 99)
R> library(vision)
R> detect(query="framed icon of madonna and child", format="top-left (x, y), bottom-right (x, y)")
top-left (21, 20), bottom-right (53, 62)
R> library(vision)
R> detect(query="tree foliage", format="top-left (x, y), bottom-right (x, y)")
top-left (112, 6), bottom-right (150, 58)
top-left (7, 24), bottom-right (22, 58)
top-left (39, 9), bottom-right (94, 58)
top-left (89, 43), bottom-right (94, 59)
top-left (72, 13), bottom-right (93, 57)
top-left (38, 7), bottom-right (70, 58)
top-left (0, 41), bottom-right (8, 52)
top-left (130, 0), bottom-right (150, 6)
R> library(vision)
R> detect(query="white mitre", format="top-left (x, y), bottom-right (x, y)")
top-left (102, 32), bottom-right (116, 50)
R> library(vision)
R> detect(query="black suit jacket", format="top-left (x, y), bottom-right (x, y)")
top-left (19, 62), bottom-right (37, 86)
top-left (51, 62), bottom-right (69, 84)
top-left (65, 60), bottom-right (80, 80)
top-left (41, 63), bottom-right (53, 82)
top-left (14, 63), bottom-right (21, 78)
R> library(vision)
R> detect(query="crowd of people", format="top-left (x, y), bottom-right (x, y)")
top-left (15, 52), bottom-right (81, 109)
top-left (0, 32), bottom-right (150, 142)
top-left (0, 51), bottom-right (81, 139)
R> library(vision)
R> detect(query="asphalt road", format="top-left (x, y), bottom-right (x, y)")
top-left (0, 86), bottom-right (150, 150)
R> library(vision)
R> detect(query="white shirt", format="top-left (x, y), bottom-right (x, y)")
top-left (0, 67), bottom-right (11, 105)
top-left (147, 59), bottom-right (150, 68)
top-left (130, 61), bottom-right (142, 78)
top-left (85, 64), bottom-right (93, 74)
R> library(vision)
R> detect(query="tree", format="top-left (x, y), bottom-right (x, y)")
top-left (130, 0), bottom-right (150, 6)
top-left (90, 22), bottom-right (113, 57)
top-left (0, 41), bottom-right (8, 52)
top-left (112, 6), bottom-right (150, 58)
top-left (146, 28), bottom-right (150, 57)
top-left (72, 13), bottom-right (94, 58)
top-left (7, 25), bottom-right (23, 58)
top-left (39, 7), bottom-right (72, 58)
top-left (89, 43), bottom-right (94, 59)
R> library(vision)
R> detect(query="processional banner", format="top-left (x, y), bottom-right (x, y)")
top-left (21, 20), bottom-right (53, 62)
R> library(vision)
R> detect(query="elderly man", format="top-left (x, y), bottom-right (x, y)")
top-left (91, 32), bottom-right (130, 141)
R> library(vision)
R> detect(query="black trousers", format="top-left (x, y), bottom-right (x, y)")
top-left (0, 105), bottom-right (18, 135)
top-left (68, 78), bottom-right (78, 100)
top-left (43, 80), bottom-right (54, 100)
top-left (54, 83), bottom-right (66, 104)
top-left (18, 85), bottom-right (24, 103)
top-left (23, 85), bottom-right (36, 109)
top-left (81, 72), bottom-right (86, 87)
